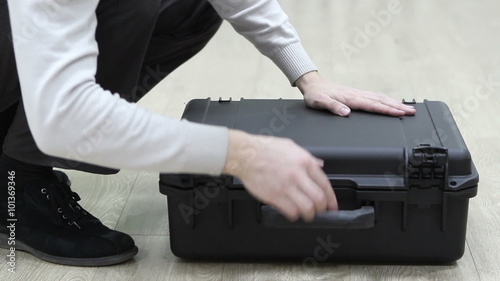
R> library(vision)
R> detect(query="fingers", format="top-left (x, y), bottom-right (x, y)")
top-left (308, 160), bottom-right (338, 210)
top-left (286, 185), bottom-right (318, 222)
top-left (289, 157), bottom-right (338, 221)
top-left (345, 91), bottom-right (416, 116)
top-left (268, 158), bottom-right (337, 222)
top-left (366, 92), bottom-right (416, 116)
top-left (305, 85), bottom-right (417, 117)
top-left (307, 94), bottom-right (352, 117)
top-left (307, 90), bottom-right (414, 117)
top-left (269, 182), bottom-right (319, 222)
top-left (324, 99), bottom-right (351, 117)
top-left (295, 174), bottom-right (327, 213)
top-left (301, 79), bottom-right (416, 117)
top-left (272, 196), bottom-right (301, 221)
top-left (353, 100), bottom-right (407, 116)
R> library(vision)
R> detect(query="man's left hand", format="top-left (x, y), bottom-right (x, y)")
top-left (295, 71), bottom-right (416, 117)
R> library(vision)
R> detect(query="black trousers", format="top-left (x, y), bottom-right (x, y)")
top-left (0, 0), bottom-right (222, 174)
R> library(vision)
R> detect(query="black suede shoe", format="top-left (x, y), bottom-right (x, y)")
top-left (0, 171), bottom-right (138, 266)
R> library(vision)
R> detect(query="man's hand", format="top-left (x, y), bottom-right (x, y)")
top-left (295, 71), bottom-right (416, 117)
top-left (223, 130), bottom-right (338, 222)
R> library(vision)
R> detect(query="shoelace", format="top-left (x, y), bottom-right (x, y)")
top-left (40, 179), bottom-right (87, 229)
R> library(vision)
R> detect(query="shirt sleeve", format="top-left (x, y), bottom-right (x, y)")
top-left (7, 0), bottom-right (229, 174)
top-left (207, 0), bottom-right (317, 85)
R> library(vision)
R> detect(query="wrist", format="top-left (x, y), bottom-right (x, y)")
top-left (295, 71), bottom-right (322, 93)
top-left (222, 129), bottom-right (252, 177)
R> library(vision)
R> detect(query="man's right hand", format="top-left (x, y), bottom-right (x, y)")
top-left (222, 130), bottom-right (338, 222)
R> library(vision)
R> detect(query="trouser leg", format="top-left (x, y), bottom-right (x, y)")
top-left (0, 102), bottom-right (17, 156)
top-left (0, 0), bottom-right (20, 156)
top-left (134, 0), bottom-right (223, 99)
top-left (0, 0), bottom-right (20, 112)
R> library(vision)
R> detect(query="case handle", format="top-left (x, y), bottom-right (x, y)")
top-left (260, 205), bottom-right (375, 229)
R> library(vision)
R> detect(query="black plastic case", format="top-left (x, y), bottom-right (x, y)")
top-left (159, 99), bottom-right (478, 262)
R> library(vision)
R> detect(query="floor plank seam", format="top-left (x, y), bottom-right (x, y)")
top-left (113, 172), bottom-right (142, 230)
top-left (466, 239), bottom-right (483, 281)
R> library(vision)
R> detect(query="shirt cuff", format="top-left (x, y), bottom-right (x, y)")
top-left (179, 120), bottom-right (229, 175)
top-left (270, 42), bottom-right (318, 86)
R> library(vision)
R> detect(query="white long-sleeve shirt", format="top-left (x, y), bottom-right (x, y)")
top-left (6, 0), bottom-right (316, 174)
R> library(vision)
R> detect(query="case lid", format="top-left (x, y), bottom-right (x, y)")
top-left (174, 98), bottom-right (478, 192)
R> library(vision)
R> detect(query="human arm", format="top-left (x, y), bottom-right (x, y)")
top-left (7, 0), bottom-right (334, 221)
top-left (6, 0), bottom-right (228, 173)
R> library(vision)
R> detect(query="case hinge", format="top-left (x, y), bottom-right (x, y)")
top-left (408, 144), bottom-right (448, 189)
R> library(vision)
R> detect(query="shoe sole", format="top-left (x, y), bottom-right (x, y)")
top-left (0, 233), bottom-right (138, 266)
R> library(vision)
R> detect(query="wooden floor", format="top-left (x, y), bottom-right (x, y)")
top-left (2, 0), bottom-right (499, 280)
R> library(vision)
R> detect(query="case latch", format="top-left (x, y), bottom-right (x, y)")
top-left (408, 144), bottom-right (448, 189)
top-left (402, 99), bottom-right (416, 104)
top-left (218, 97), bottom-right (232, 103)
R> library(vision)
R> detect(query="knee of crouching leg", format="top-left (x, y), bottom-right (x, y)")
top-left (97, 0), bottom-right (161, 28)
top-left (131, 0), bottom-right (161, 26)
top-left (155, 0), bottom-right (222, 37)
